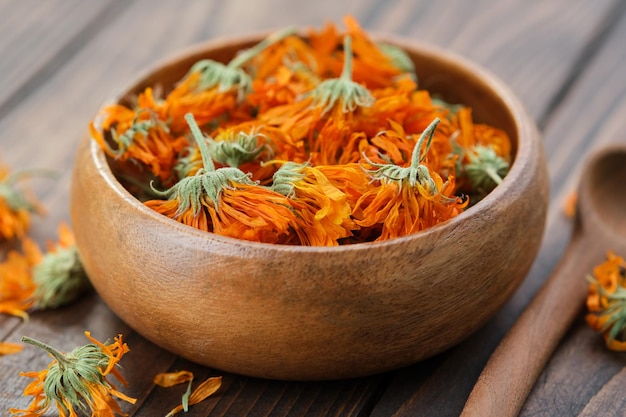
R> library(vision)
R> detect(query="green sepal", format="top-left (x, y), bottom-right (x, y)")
top-left (32, 245), bottom-right (91, 310)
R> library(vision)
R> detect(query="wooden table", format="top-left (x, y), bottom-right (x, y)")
top-left (1, 1), bottom-right (625, 415)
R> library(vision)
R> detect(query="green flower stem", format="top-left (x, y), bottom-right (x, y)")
top-left (363, 118), bottom-right (440, 194)
top-left (185, 113), bottom-right (215, 171)
top-left (411, 118), bottom-right (439, 169)
top-left (308, 35), bottom-right (375, 113)
top-left (21, 336), bottom-right (70, 370)
top-left (340, 36), bottom-right (355, 81)
top-left (182, 377), bottom-right (194, 412)
top-left (484, 166), bottom-right (503, 185)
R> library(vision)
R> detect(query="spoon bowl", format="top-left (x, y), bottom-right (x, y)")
top-left (581, 145), bottom-right (626, 238)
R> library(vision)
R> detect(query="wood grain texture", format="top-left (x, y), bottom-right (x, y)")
top-left (0, 0), bottom-right (126, 120)
top-left (520, 8), bottom-right (626, 416)
top-left (1, 0), bottom-right (625, 415)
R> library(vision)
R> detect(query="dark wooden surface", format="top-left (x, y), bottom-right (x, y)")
top-left (1, 0), bottom-right (626, 415)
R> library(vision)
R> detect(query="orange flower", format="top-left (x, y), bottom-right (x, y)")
top-left (0, 238), bottom-right (41, 320)
top-left (0, 223), bottom-right (89, 319)
top-left (91, 107), bottom-right (188, 184)
top-left (355, 118), bottom-right (467, 240)
top-left (585, 252), bottom-right (626, 350)
top-left (272, 162), bottom-right (357, 245)
top-left (0, 163), bottom-right (49, 241)
top-left (31, 223), bottom-right (90, 310)
top-left (258, 97), bottom-right (324, 148)
top-left (146, 114), bottom-right (297, 243)
top-left (353, 178), bottom-right (465, 241)
top-left (11, 332), bottom-right (135, 417)
top-left (163, 75), bottom-right (240, 133)
top-left (162, 27), bottom-right (297, 133)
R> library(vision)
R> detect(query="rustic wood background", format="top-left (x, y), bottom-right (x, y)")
top-left (1, 0), bottom-right (625, 415)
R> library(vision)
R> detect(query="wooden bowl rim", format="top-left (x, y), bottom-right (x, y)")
top-left (89, 30), bottom-right (537, 254)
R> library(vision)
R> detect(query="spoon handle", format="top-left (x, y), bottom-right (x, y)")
top-left (460, 235), bottom-right (601, 417)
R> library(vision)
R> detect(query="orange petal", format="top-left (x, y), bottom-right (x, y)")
top-left (0, 341), bottom-right (23, 356)
top-left (165, 376), bottom-right (222, 417)
top-left (153, 370), bottom-right (194, 387)
top-left (605, 334), bottom-right (626, 352)
top-left (562, 192), bottom-right (577, 218)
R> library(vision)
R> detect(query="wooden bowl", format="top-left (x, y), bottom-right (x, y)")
top-left (70, 32), bottom-right (549, 380)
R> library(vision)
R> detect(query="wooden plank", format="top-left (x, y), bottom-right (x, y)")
top-left (369, 2), bottom-right (626, 416)
top-left (371, 0), bottom-right (617, 122)
top-left (578, 366), bottom-right (626, 417)
top-left (0, 0), bottom-right (126, 121)
top-left (520, 7), bottom-right (626, 415)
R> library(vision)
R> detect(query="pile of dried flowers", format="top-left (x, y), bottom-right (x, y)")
top-left (91, 16), bottom-right (512, 245)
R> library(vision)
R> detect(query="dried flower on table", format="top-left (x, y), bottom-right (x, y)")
top-left (10, 331), bottom-right (135, 417)
top-left (0, 239), bottom-right (40, 320)
top-left (91, 16), bottom-right (512, 245)
top-left (0, 163), bottom-right (52, 241)
top-left (0, 223), bottom-right (89, 320)
top-left (585, 252), bottom-right (626, 350)
top-left (31, 222), bottom-right (91, 309)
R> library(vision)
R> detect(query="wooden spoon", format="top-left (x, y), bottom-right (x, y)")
top-left (460, 143), bottom-right (626, 417)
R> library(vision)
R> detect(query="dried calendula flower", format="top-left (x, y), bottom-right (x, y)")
top-left (0, 164), bottom-right (55, 241)
top-left (0, 341), bottom-right (23, 356)
top-left (356, 118), bottom-right (467, 240)
top-left (306, 35), bottom-right (375, 115)
top-left (147, 114), bottom-right (297, 243)
top-left (10, 331), bottom-right (136, 417)
top-left (208, 126), bottom-right (271, 168)
top-left (271, 161), bottom-right (356, 245)
top-left (585, 252), bottom-right (626, 351)
top-left (31, 223), bottom-right (90, 309)
top-left (91, 107), bottom-right (188, 184)
top-left (184, 26), bottom-right (296, 100)
top-left (0, 238), bottom-right (41, 320)
top-left (463, 145), bottom-right (509, 193)
top-left (363, 118), bottom-right (442, 194)
top-left (0, 224), bottom-right (89, 320)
